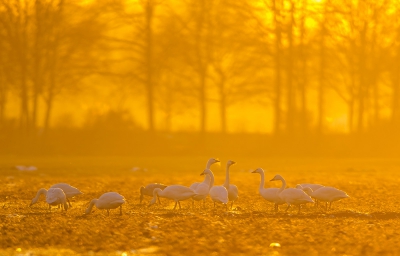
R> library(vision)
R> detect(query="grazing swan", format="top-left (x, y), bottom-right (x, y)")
top-left (30, 183), bottom-right (83, 207)
top-left (190, 158), bottom-right (220, 191)
top-left (300, 183), bottom-right (324, 191)
top-left (223, 160), bottom-right (239, 209)
top-left (85, 192), bottom-right (126, 216)
top-left (45, 188), bottom-right (68, 211)
top-left (305, 186), bottom-right (349, 210)
top-left (140, 183), bottom-right (168, 204)
top-left (200, 169), bottom-right (228, 208)
top-left (149, 185), bottom-right (197, 210)
top-left (270, 174), bottom-right (314, 213)
top-left (252, 168), bottom-right (285, 212)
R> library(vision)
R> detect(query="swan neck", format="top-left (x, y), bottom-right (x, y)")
top-left (202, 174), bottom-right (211, 184)
top-left (279, 177), bottom-right (286, 193)
top-left (208, 171), bottom-right (215, 189)
top-left (259, 171), bottom-right (265, 191)
top-left (205, 159), bottom-right (213, 169)
top-left (86, 199), bottom-right (97, 213)
top-left (32, 188), bottom-right (47, 204)
top-left (223, 163), bottom-right (230, 188)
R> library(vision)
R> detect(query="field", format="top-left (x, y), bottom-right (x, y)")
top-left (0, 156), bottom-right (400, 256)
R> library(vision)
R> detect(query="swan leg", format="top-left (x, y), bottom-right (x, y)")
top-left (325, 202), bottom-right (328, 211)
top-left (329, 202), bottom-right (332, 210)
top-left (158, 196), bottom-right (161, 205)
top-left (192, 199), bottom-right (194, 209)
top-left (178, 201), bottom-right (181, 209)
top-left (173, 201), bottom-right (178, 210)
top-left (140, 194), bottom-right (143, 204)
top-left (107, 209), bottom-right (110, 216)
top-left (67, 198), bottom-right (72, 207)
top-left (230, 201), bottom-right (234, 210)
top-left (285, 204), bottom-right (291, 212)
top-left (203, 199), bottom-right (206, 209)
top-left (120, 205), bottom-right (122, 215)
top-left (297, 205), bottom-right (301, 214)
top-left (214, 202), bottom-right (216, 208)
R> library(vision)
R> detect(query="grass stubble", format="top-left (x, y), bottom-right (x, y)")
top-left (0, 156), bottom-right (399, 256)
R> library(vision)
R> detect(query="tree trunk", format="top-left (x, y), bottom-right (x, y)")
top-left (272, 0), bottom-right (282, 135)
top-left (286, 1), bottom-right (295, 134)
top-left (144, 0), bottom-right (155, 132)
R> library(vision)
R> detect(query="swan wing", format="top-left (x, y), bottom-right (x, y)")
top-left (143, 183), bottom-right (168, 196)
top-left (210, 186), bottom-right (228, 204)
top-left (280, 188), bottom-right (313, 204)
top-left (190, 182), bottom-right (200, 191)
top-left (260, 188), bottom-right (284, 204)
top-left (300, 183), bottom-right (324, 191)
top-left (51, 183), bottom-right (83, 198)
top-left (161, 185), bottom-right (196, 200)
top-left (97, 192), bottom-right (125, 209)
top-left (228, 184), bottom-right (239, 201)
top-left (46, 188), bottom-right (65, 204)
top-left (312, 187), bottom-right (349, 202)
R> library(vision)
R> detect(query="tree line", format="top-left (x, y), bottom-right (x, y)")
top-left (1, 0), bottom-right (399, 138)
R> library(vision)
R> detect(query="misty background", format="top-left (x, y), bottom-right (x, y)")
top-left (0, 0), bottom-right (399, 157)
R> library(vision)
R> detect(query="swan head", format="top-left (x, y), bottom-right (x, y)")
top-left (270, 174), bottom-right (283, 181)
top-left (251, 168), bottom-right (264, 174)
top-left (149, 196), bottom-right (157, 206)
top-left (302, 187), bottom-right (313, 196)
top-left (295, 184), bottom-right (303, 189)
top-left (227, 160), bottom-right (236, 166)
top-left (208, 158), bottom-right (220, 165)
top-left (200, 169), bottom-right (212, 176)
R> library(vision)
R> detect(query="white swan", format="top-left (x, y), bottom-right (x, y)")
top-left (252, 168), bottom-right (285, 212)
top-left (270, 174), bottom-right (314, 213)
top-left (30, 183), bottom-right (83, 207)
top-left (45, 188), bottom-right (68, 211)
top-left (149, 185), bottom-right (197, 210)
top-left (223, 160), bottom-right (239, 209)
top-left (190, 158), bottom-right (220, 191)
top-left (305, 186), bottom-right (349, 210)
top-left (140, 183), bottom-right (168, 204)
top-left (85, 192), bottom-right (126, 215)
top-left (200, 169), bottom-right (228, 208)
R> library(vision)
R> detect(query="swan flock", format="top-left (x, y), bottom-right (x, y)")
top-left (27, 158), bottom-right (349, 215)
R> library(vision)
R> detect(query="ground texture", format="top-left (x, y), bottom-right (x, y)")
top-left (0, 156), bottom-right (399, 256)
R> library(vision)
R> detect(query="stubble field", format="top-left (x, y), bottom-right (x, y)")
top-left (0, 156), bottom-right (399, 256)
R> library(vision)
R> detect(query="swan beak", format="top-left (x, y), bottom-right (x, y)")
top-left (270, 178), bottom-right (275, 181)
top-left (251, 170), bottom-right (257, 173)
top-left (200, 172), bottom-right (205, 176)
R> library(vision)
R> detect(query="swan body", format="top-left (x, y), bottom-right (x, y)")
top-left (190, 158), bottom-right (220, 191)
top-left (307, 186), bottom-right (349, 210)
top-left (140, 183), bottom-right (167, 203)
top-left (300, 183), bottom-right (324, 191)
top-left (30, 183), bottom-right (83, 207)
top-left (85, 192), bottom-right (126, 215)
top-left (252, 168), bottom-right (285, 212)
top-left (15, 165), bottom-right (37, 171)
top-left (46, 188), bottom-right (68, 211)
top-left (201, 169), bottom-right (228, 207)
top-left (150, 185), bottom-right (197, 210)
top-left (270, 174), bottom-right (314, 213)
top-left (223, 160), bottom-right (239, 209)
